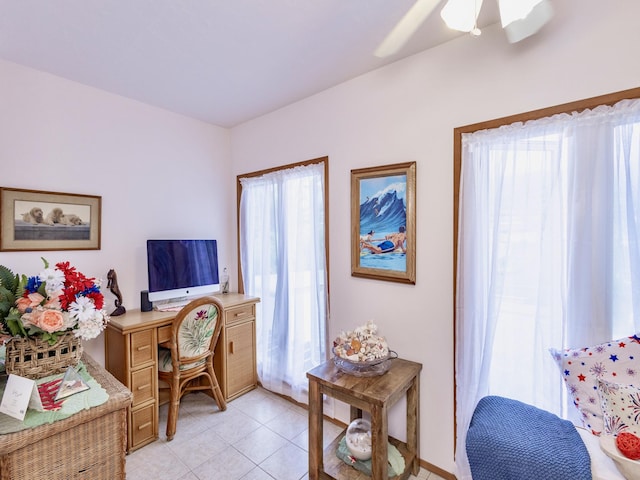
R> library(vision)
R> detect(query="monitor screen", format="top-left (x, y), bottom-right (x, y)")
top-left (147, 239), bottom-right (220, 303)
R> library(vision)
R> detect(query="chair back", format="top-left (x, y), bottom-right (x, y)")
top-left (168, 296), bottom-right (223, 371)
top-left (158, 296), bottom-right (227, 441)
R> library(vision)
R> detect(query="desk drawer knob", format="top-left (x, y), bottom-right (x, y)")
top-left (234, 312), bottom-right (247, 318)
top-left (137, 384), bottom-right (150, 391)
top-left (229, 341), bottom-right (234, 354)
top-left (138, 421), bottom-right (152, 431)
top-left (137, 345), bottom-right (150, 351)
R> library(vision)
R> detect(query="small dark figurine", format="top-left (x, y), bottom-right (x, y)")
top-left (107, 269), bottom-right (126, 316)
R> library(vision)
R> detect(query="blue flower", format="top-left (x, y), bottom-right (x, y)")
top-left (25, 276), bottom-right (42, 294)
top-left (81, 285), bottom-right (101, 296)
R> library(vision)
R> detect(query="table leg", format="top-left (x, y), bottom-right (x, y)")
top-left (308, 379), bottom-right (323, 480)
top-left (370, 403), bottom-right (388, 480)
top-left (407, 374), bottom-right (420, 475)
top-left (350, 405), bottom-right (363, 422)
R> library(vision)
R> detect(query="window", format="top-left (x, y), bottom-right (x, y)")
top-left (237, 158), bottom-right (329, 404)
top-left (453, 89), bottom-right (640, 479)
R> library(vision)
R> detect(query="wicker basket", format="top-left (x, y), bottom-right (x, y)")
top-left (5, 331), bottom-right (83, 379)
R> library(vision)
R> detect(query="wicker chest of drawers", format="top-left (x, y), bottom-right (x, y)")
top-left (0, 354), bottom-right (132, 480)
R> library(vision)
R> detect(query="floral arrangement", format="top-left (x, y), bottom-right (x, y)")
top-left (0, 258), bottom-right (109, 344)
top-left (333, 321), bottom-right (389, 362)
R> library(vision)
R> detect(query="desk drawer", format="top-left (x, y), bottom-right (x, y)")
top-left (131, 365), bottom-right (155, 407)
top-left (130, 330), bottom-right (154, 367)
top-left (157, 325), bottom-right (172, 344)
top-left (130, 403), bottom-right (156, 450)
top-left (224, 304), bottom-right (255, 325)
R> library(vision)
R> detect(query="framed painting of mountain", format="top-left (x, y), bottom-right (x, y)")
top-left (351, 162), bottom-right (416, 284)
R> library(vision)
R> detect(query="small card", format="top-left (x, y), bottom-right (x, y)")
top-left (0, 374), bottom-right (38, 421)
top-left (54, 367), bottom-right (89, 401)
top-left (37, 378), bottom-right (65, 411)
top-left (0, 367), bottom-right (91, 420)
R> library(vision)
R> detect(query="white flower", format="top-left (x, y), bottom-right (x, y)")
top-left (68, 296), bottom-right (97, 322)
top-left (73, 309), bottom-right (108, 341)
top-left (39, 267), bottom-right (65, 294)
top-left (61, 310), bottom-right (75, 329)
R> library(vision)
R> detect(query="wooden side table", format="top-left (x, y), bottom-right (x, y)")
top-left (307, 357), bottom-right (422, 480)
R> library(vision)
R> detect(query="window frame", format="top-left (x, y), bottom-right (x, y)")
top-left (452, 87), bottom-right (640, 448)
top-left (236, 156), bottom-right (330, 297)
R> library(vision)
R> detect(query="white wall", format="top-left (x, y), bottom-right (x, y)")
top-left (0, 59), bottom-right (233, 363)
top-left (1, 0), bottom-right (639, 475)
top-left (230, 0), bottom-right (640, 474)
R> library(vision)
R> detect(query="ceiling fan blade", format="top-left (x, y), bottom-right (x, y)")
top-left (374, 0), bottom-right (442, 58)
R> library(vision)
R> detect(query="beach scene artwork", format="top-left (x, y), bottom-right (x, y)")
top-left (358, 174), bottom-right (407, 272)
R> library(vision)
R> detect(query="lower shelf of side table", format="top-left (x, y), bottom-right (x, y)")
top-left (322, 431), bottom-right (415, 480)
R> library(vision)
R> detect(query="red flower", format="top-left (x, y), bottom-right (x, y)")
top-left (85, 291), bottom-right (104, 310)
top-left (54, 261), bottom-right (101, 311)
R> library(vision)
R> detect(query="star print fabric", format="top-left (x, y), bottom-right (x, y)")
top-left (550, 334), bottom-right (640, 435)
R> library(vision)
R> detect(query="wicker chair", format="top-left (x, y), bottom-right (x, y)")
top-left (158, 296), bottom-right (227, 441)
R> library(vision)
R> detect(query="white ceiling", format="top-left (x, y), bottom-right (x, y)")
top-left (0, 0), bottom-right (500, 127)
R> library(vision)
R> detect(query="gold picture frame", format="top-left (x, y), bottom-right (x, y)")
top-left (351, 162), bottom-right (416, 284)
top-left (0, 187), bottom-right (101, 251)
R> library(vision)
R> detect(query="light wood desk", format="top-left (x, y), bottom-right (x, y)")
top-left (104, 293), bottom-right (260, 452)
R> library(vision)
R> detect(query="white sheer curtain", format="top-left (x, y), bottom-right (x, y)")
top-left (455, 99), bottom-right (640, 479)
top-left (239, 162), bottom-right (328, 404)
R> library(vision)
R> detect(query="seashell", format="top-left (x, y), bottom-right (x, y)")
top-left (333, 321), bottom-right (390, 361)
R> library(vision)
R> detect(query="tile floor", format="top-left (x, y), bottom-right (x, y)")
top-left (125, 387), bottom-right (447, 480)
